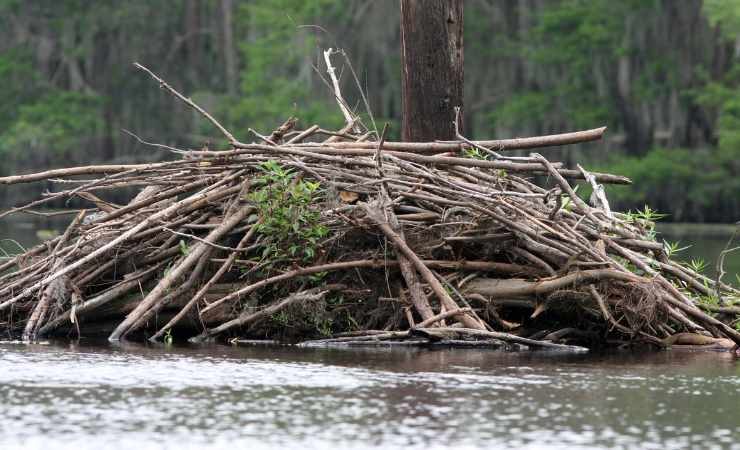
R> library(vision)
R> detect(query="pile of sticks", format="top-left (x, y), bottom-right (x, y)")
top-left (0, 63), bottom-right (738, 351)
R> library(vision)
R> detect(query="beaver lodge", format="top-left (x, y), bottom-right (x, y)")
top-left (0, 62), bottom-right (738, 352)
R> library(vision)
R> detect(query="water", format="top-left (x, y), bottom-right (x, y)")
top-left (658, 223), bottom-right (739, 285)
top-left (1, 216), bottom-right (738, 449)
top-left (0, 341), bottom-right (738, 450)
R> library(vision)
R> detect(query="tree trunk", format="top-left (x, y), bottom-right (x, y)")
top-left (221, 0), bottom-right (237, 95)
top-left (400, 0), bottom-right (463, 141)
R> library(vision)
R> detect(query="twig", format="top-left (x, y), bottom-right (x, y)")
top-left (323, 48), bottom-right (361, 134)
top-left (133, 62), bottom-right (237, 144)
top-left (715, 224), bottom-right (739, 305)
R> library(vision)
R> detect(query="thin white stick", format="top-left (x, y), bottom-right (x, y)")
top-left (577, 164), bottom-right (613, 219)
top-left (323, 48), bottom-right (361, 134)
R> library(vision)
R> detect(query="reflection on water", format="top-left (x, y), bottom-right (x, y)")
top-left (0, 342), bottom-right (738, 450)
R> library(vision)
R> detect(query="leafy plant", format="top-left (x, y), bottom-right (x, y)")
top-left (314, 316), bottom-right (333, 337)
top-left (307, 271), bottom-right (328, 284)
top-left (249, 161), bottom-right (328, 263)
top-left (687, 258), bottom-right (708, 274)
top-left (163, 329), bottom-right (173, 345)
top-left (462, 147), bottom-right (487, 160)
top-left (271, 310), bottom-right (290, 327)
top-left (178, 239), bottom-right (190, 256)
top-left (561, 186), bottom-right (579, 213)
top-left (625, 205), bottom-right (668, 223)
top-left (663, 240), bottom-right (690, 257)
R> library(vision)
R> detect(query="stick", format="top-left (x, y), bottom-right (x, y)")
top-left (362, 203), bottom-right (485, 330)
top-left (429, 327), bottom-right (589, 351)
top-left (414, 307), bottom-right (473, 329)
top-left (297, 127), bottom-right (608, 153)
top-left (193, 285), bottom-right (343, 342)
top-left (107, 204), bottom-right (254, 340)
top-left (0, 162), bottom-right (182, 185)
top-left (150, 222), bottom-right (260, 341)
top-left (134, 63), bottom-right (237, 144)
top-left (323, 48), bottom-right (361, 134)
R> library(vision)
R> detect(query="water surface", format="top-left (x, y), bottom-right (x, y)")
top-left (0, 342), bottom-right (738, 450)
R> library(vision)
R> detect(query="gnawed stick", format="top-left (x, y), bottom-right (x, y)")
top-left (413, 307), bottom-right (473, 329)
top-left (22, 210), bottom-right (86, 340)
top-left (198, 259), bottom-right (538, 317)
top-left (362, 202), bottom-right (485, 330)
top-left (296, 126), bottom-right (607, 153)
top-left (463, 270), bottom-right (644, 298)
top-left (323, 48), bottom-right (361, 134)
top-left (107, 204), bottom-right (254, 341)
top-left (39, 265), bottom-right (162, 337)
top-left (191, 285), bottom-right (345, 342)
top-left (413, 327), bottom-right (589, 351)
top-left (149, 221), bottom-right (260, 342)
top-left (0, 161), bottom-right (185, 185)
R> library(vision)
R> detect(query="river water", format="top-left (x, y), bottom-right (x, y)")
top-left (1, 217), bottom-right (738, 449)
top-left (0, 341), bottom-right (738, 450)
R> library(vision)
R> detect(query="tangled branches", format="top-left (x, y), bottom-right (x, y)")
top-left (0, 63), bottom-right (737, 353)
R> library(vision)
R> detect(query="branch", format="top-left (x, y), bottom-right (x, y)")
top-left (323, 48), bottom-right (361, 134)
top-left (133, 62), bottom-right (237, 144)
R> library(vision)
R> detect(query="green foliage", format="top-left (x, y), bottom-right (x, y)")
top-left (462, 147), bottom-right (487, 160)
top-left (314, 315), bottom-right (333, 337)
top-left (225, 0), bottom-right (344, 134)
top-left (510, 0), bottom-right (658, 129)
top-left (625, 205), bottom-right (667, 223)
top-left (704, 0), bottom-right (740, 37)
top-left (481, 0), bottom-right (737, 223)
top-left (489, 92), bottom-right (554, 129)
top-left (598, 148), bottom-right (737, 222)
top-left (0, 90), bottom-right (102, 160)
top-left (249, 161), bottom-right (327, 263)
top-left (163, 329), bottom-right (173, 345)
top-left (619, 206), bottom-right (667, 240)
top-left (306, 271), bottom-right (328, 285)
top-left (0, 50), bottom-right (40, 130)
top-left (663, 241), bottom-right (690, 258)
top-left (178, 240), bottom-right (190, 256)
top-left (560, 187), bottom-right (580, 213)
top-left (687, 258), bottom-right (709, 274)
top-left (697, 292), bottom-right (720, 308)
top-left (271, 310), bottom-right (290, 327)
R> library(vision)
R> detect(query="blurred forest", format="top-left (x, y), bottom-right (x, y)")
top-left (0, 0), bottom-right (739, 222)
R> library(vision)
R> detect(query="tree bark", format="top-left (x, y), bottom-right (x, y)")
top-left (400, 0), bottom-right (463, 141)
